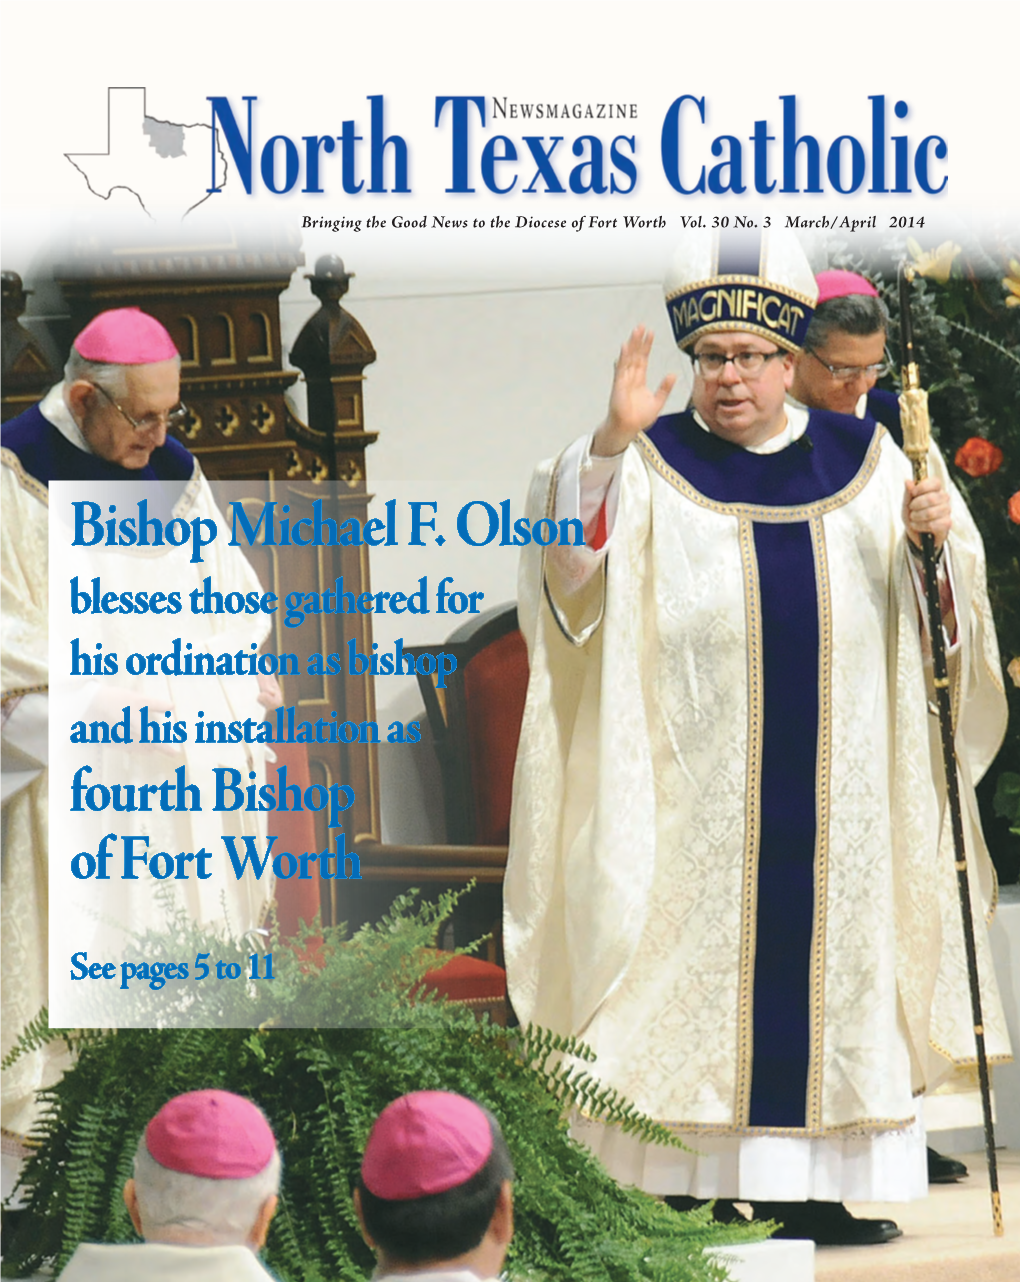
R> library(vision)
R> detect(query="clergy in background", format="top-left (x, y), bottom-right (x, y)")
top-left (1, 310), bottom-right (279, 1135)
top-left (355, 1091), bottom-right (515, 1281)
top-left (504, 229), bottom-right (1009, 1245)
top-left (56, 1090), bottom-right (280, 1281)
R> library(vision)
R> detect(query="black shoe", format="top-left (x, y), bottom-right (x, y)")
top-left (664, 1195), bottom-right (745, 1224)
top-left (927, 1146), bottom-right (968, 1183)
top-left (752, 1200), bottom-right (902, 1246)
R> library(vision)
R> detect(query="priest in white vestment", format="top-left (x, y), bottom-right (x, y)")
top-left (1, 310), bottom-right (279, 1136)
top-left (504, 229), bottom-right (1009, 1245)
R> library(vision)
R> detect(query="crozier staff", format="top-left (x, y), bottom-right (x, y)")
top-left (789, 267), bottom-right (1010, 1193)
top-left (504, 228), bottom-right (1009, 1246)
top-left (898, 264), bottom-right (1004, 1234)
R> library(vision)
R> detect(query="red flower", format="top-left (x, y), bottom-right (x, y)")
top-left (955, 437), bottom-right (1004, 478)
top-left (1009, 491), bottom-right (1020, 524)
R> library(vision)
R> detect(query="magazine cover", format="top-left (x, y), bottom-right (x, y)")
top-left (2, 2), bottom-right (1018, 1277)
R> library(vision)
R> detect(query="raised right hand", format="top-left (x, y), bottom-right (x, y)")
top-left (592, 326), bottom-right (677, 457)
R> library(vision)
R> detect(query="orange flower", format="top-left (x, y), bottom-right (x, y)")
top-left (1009, 657), bottom-right (1020, 688)
top-left (955, 437), bottom-right (1004, 477)
top-left (1009, 491), bottom-right (1020, 524)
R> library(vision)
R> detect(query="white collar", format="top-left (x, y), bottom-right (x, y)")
top-left (692, 404), bottom-right (808, 454)
top-left (40, 381), bottom-right (95, 455)
top-left (58, 1242), bottom-right (275, 1281)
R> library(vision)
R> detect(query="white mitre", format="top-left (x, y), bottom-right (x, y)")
top-left (663, 226), bottom-right (819, 353)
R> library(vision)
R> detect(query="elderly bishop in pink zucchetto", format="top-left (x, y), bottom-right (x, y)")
top-left (73, 307), bottom-right (182, 365)
top-left (1, 307), bottom-right (282, 1142)
top-left (55, 1089), bottom-right (282, 1281)
top-left (144, 1089), bottom-right (278, 1181)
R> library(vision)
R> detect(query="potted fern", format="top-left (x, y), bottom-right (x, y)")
top-left (3, 891), bottom-right (769, 1281)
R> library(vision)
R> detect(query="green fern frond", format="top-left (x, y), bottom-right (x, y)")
top-left (1, 1008), bottom-right (61, 1071)
top-left (3, 892), bottom-right (769, 1282)
top-left (948, 319), bottom-right (1020, 370)
top-left (514, 1024), bottom-right (688, 1150)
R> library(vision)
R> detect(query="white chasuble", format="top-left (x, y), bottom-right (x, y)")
top-left (504, 409), bottom-right (1008, 1198)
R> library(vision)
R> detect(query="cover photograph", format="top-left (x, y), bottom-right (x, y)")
top-left (1, 3), bottom-right (1018, 1277)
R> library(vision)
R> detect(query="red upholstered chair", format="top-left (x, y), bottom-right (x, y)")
top-left (421, 952), bottom-right (508, 1026)
top-left (406, 603), bottom-right (528, 971)
top-left (408, 603), bottom-right (528, 846)
top-left (270, 607), bottom-right (525, 1015)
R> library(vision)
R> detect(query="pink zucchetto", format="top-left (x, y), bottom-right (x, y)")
top-left (73, 307), bottom-right (179, 365)
top-left (145, 1090), bottom-right (276, 1180)
top-left (361, 1091), bottom-right (492, 1201)
top-left (815, 269), bottom-right (880, 305)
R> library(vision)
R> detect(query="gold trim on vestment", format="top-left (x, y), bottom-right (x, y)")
top-left (2, 447), bottom-right (203, 538)
top-left (983, 652), bottom-right (1005, 695)
top-left (1, 448), bottom-right (49, 507)
top-left (948, 644), bottom-right (998, 931)
top-left (178, 461), bottom-right (204, 518)
top-left (636, 422), bottom-right (885, 522)
top-left (987, 858), bottom-right (999, 929)
top-left (928, 1036), bottom-right (1013, 1068)
top-left (659, 1112), bottom-right (918, 1139)
top-left (734, 517), bottom-right (762, 1127)
top-left (974, 594), bottom-right (1004, 927)
top-left (1, 684), bottom-right (49, 705)
top-left (541, 448), bottom-right (607, 648)
top-left (545, 455), bottom-right (561, 522)
top-left (951, 650), bottom-right (962, 728)
top-left (806, 515), bottom-right (833, 1129)
top-left (0, 1126), bottom-right (39, 1152)
top-left (947, 641), bottom-right (1000, 931)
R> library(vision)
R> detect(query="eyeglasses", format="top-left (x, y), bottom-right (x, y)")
top-left (806, 348), bottom-right (890, 382)
top-left (91, 382), bottom-right (189, 433)
top-left (692, 349), bottom-right (786, 379)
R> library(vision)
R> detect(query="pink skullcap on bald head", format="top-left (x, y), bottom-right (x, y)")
top-left (73, 308), bottom-right (179, 364)
top-left (361, 1091), bottom-right (492, 1201)
top-left (145, 1090), bottom-right (276, 1180)
top-left (815, 270), bottom-right (880, 305)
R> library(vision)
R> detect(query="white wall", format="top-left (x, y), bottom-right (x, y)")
top-left (279, 270), bottom-right (694, 841)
